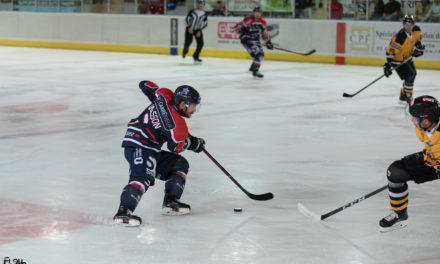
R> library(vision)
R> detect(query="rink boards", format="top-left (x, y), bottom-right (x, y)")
top-left (0, 12), bottom-right (439, 69)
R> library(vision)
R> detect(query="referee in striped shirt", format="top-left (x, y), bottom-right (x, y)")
top-left (182, 0), bottom-right (208, 63)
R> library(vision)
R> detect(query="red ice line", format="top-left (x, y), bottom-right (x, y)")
top-left (0, 199), bottom-right (100, 245)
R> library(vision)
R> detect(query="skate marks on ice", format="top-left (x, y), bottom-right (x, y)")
top-left (0, 102), bottom-right (68, 114)
top-left (394, 256), bottom-right (440, 264)
top-left (137, 214), bottom-right (265, 259)
top-left (296, 202), bottom-right (380, 263)
top-left (0, 122), bottom-right (122, 140)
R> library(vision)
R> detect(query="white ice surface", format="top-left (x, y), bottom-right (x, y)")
top-left (0, 46), bottom-right (440, 264)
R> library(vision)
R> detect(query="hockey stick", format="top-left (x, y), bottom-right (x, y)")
top-left (265, 44), bottom-right (316, 56)
top-left (202, 148), bottom-right (274, 201)
top-left (342, 58), bottom-right (412, 98)
top-left (298, 185), bottom-right (388, 221)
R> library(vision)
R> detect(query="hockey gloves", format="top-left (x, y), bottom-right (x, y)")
top-left (266, 40), bottom-right (274, 50)
top-left (414, 42), bottom-right (425, 58)
top-left (383, 62), bottom-right (393, 77)
top-left (186, 135), bottom-right (205, 153)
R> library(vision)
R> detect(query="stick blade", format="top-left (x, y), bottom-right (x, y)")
top-left (297, 203), bottom-right (322, 222)
top-left (342, 92), bottom-right (354, 98)
top-left (305, 49), bottom-right (316, 55)
top-left (247, 192), bottom-right (274, 201)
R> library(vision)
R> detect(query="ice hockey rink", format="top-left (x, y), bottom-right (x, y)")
top-left (1, 46), bottom-right (439, 264)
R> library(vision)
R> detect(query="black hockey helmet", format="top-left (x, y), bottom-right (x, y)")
top-left (409, 95), bottom-right (440, 123)
top-left (253, 6), bottom-right (262, 13)
top-left (403, 15), bottom-right (415, 24)
top-left (173, 85), bottom-right (201, 108)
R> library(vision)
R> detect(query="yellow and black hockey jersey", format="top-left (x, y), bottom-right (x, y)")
top-left (415, 126), bottom-right (440, 169)
top-left (386, 26), bottom-right (422, 63)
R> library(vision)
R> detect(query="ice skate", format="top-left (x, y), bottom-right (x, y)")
top-left (113, 205), bottom-right (142, 227)
top-left (162, 194), bottom-right (191, 216)
top-left (379, 211), bottom-right (408, 232)
top-left (252, 71), bottom-right (264, 78)
top-left (399, 89), bottom-right (412, 105)
top-left (193, 57), bottom-right (202, 64)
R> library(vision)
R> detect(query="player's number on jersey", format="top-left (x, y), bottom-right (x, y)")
top-left (146, 156), bottom-right (157, 178)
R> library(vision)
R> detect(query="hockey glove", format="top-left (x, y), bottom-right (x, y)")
top-left (266, 40), bottom-right (274, 50)
top-left (139, 80), bottom-right (159, 101)
top-left (413, 42), bottom-right (425, 58)
top-left (186, 135), bottom-right (205, 153)
top-left (383, 62), bottom-right (393, 77)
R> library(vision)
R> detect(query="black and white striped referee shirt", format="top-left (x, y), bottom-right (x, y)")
top-left (185, 9), bottom-right (208, 31)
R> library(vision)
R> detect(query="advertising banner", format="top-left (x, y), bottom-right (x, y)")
top-left (226, 0), bottom-right (263, 12)
top-left (226, 0), bottom-right (292, 11)
top-left (346, 23), bottom-right (440, 60)
top-left (265, 0), bottom-right (292, 11)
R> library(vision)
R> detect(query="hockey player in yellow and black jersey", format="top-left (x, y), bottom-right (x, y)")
top-left (379, 95), bottom-right (440, 232)
top-left (383, 15), bottom-right (425, 104)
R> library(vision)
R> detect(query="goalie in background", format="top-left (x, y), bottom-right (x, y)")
top-left (235, 6), bottom-right (273, 78)
top-left (383, 15), bottom-right (425, 105)
top-left (379, 95), bottom-right (440, 232)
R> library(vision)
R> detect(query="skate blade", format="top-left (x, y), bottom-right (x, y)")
top-left (162, 207), bottom-right (190, 216)
top-left (113, 217), bottom-right (141, 227)
top-left (379, 220), bottom-right (407, 232)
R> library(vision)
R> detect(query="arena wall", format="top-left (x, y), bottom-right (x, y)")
top-left (0, 12), bottom-right (439, 69)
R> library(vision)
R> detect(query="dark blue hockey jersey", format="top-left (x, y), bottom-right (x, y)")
top-left (236, 15), bottom-right (269, 41)
top-left (121, 81), bottom-right (188, 154)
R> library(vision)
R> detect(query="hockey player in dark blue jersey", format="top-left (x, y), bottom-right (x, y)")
top-left (236, 6), bottom-right (273, 78)
top-left (113, 80), bottom-right (205, 226)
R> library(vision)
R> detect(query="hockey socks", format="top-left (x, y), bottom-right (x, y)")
top-left (249, 61), bottom-right (263, 78)
top-left (380, 181), bottom-right (409, 232)
top-left (114, 183), bottom-right (146, 226)
top-left (120, 184), bottom-right (145, 212)
top-left (165, 171), bottom-right (186, 200)
top-left (161, 172), bottom-right (190, 215)
top-left (399, 86), bottom-right (413, 104)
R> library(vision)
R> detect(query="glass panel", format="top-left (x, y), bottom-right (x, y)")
top-left (13, 0), bottom-right (36, 11)
top-left (295, 0), bottom-right (313, 19)
top-left (137, 0), bottom-right (165, 14)
top-left (165, 0), bottom-right (186, 15)
top-left (90, 0), bottom-right (108, 12)
top-left (0, 0), bottom-right (438, 22)
top-left (120, 0), bottom-right (136, 13)
top-left (35, 0), bottom-right (59, 12)
top-left (381, 0), bottom-right (403, 21)
top-left (414, 0), bottom-right (440, 22)
top-left (59, 0), bottom-right (82, 11)
top-left (0, 0), bottom-right (13, 11)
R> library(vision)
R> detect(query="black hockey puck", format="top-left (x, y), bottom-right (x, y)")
top-left (233, 208), bottom-right (242, 212)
